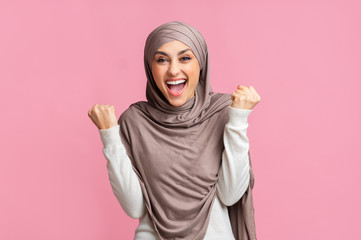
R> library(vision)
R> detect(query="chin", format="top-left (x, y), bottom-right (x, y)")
top-left (169, 101), bottom-right (186, 107)
top-left (168, 98), bottom-right (186, 107)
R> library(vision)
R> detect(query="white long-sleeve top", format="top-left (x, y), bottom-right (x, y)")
top-left (99, 106), bottom-right (252, 240)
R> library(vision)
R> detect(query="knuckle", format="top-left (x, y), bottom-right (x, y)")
top-left (240, 95), bottom-right (247, 100)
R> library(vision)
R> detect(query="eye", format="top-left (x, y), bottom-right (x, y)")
top-left (181, 56), bottom-right (191, 61)
top-left (157, 58), bottom-right (167, 63)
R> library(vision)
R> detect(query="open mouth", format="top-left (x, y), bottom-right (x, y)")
top-left (166, 79), bottom-right (187, 96)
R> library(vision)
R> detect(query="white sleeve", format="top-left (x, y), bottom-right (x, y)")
top-left (216, 106), bottom-right (252, 206)
top-left (99, 125), bottom-right (146, 219)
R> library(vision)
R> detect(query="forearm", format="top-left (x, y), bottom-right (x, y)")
top-left (100, 125), bottom-right (146, 219)
top-left (216, 106), bottom-right (252, 206)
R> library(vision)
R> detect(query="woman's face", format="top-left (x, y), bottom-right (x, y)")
top-left (151, 40), bottom-right (200, 107)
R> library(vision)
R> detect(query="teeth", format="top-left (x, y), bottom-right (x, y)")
top-left (166, 80), bottom-right (186, 85)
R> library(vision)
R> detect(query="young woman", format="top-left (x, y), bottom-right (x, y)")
top-left (88, 21), bottom-right (261, 240)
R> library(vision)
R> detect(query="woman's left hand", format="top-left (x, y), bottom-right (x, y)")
top-left (231, 85), bottom-right (261, 110)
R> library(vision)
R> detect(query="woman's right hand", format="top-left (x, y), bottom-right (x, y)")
top-left (88, 104), bottom-right (118, 130)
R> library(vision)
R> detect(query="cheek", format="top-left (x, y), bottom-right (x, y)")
top-left (187, 65), bottom-right (200, 87)
top-left (151, 68), bottom-right (164, 86)
top-left (188, 76), bottom-right (199, 91)
top-left (151, 65), bottom-right (158, 77)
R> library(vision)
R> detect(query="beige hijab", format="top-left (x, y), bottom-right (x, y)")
top-left (118, 21), bottom-right (257, 240)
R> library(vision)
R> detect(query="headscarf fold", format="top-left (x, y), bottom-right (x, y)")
top-left (118, 20), bottom-right (257, 240)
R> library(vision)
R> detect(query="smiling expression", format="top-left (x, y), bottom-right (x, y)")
top-left (151, 40), bottom-right (200, 107)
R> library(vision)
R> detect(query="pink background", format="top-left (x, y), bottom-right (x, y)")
top-left (1, 0), bottom-right (360, 239)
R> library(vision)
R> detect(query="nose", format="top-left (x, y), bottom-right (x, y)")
top-left (167, 60), bottom-right (181, 77)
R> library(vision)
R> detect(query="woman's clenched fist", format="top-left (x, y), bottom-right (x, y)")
top-left (88, 104), bottom-right (118, 130)
top-left (231, 85), bottom-right (261, 110)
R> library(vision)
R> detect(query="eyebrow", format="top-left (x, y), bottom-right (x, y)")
top-left (154, 48), bottom-right (192, 57)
